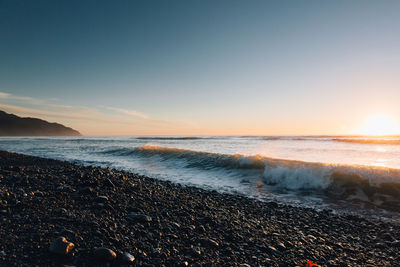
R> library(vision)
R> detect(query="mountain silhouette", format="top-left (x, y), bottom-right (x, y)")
top-left (0, 110), bottom-right (81, 136)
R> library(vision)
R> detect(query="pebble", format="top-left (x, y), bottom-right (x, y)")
top-left (96, 196), bottom-right (108, 202)
top-left (307, 234), bottom-right (317, 240)
top-left (208, 239), bottom-right (219, 247)
top-left (121, 252), bottom-right (135, 263)
top-left (267, 246), bottom-right (280, 255)
top-left (59, 208), bottom-right (68, 214)
top-left (392, 240), bottom-right (400, 247)
top-left (1, 150), bottom-right (400, 266)
top-left (276, 241), bottom-right (286, 251)
top-left (49, 237), bottom-right (75, 255)
top-left (126, 212), bottom-right (152, 223)
top-left (93, 247), bottom-right (117, 261)
top-left (80, 186), bottom-right (93, 194)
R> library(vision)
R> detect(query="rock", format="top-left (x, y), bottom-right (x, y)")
top-left (121, 252), bottom-right (135, 263)
top-left (80, 186), bottom-right (93, 194)
top-left (105, 178), bottom-right (115, 187)
top-left (276, 242), bottom-right (286, 251)
top-left (60, 228), bottom-right (75, 238)
top-left (93, 247), bottom-right (117, 261)
top-left (95, 203), bottom-right (104, 209)
top-left (172, 222), bottom-right (181, 228)
top-left (267, 246), bottom-right (280, 255)
top-left (199, 238), bottom-right (219, 247)
top-left (33, 191), bottom-right (44, 197)
top-left (59, 208), bottom-right (68, 214)
top-left (392, 240), bottom-right (400, 247)
top-left (126, 213), bottom-right (152, 223)
top-left (49, 236), bottom-right (75, 255)
top-left (208, 238), bottom-right (219, 247)
top-left (307, 234), bottom-right (317, 241)
top-left (328, 260), bottom-right (336, 265)
top-left (96, 196), bottom-right (108, 202)
top-left (375, 242), bottom-right (386, 248)
top-left (381, 233), bottom-right (394, 241)
top-left (191, 246), bottom-right (201, 256)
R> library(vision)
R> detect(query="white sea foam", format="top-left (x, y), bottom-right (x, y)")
top-left (128, 145), bottom-right (400, 189)
top-left (263, 166), bottom-right (332, 190)
top-left (2, 137), bottom-right (400, 217)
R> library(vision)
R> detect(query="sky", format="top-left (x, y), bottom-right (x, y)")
top-left (1, 0), bottom-right (400, 136)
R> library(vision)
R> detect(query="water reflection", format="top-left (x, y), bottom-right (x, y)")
top-left (372, 158), bottom-right (388, 167)
top-left (376, 146), bottom-right (387, 153)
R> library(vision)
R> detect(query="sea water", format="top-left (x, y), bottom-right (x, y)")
top-left (1, 135), bottom-right (400, 221)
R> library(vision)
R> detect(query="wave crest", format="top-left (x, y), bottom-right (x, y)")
top-left (101, 145), bottom-right (400, 211)
top-left (332, 138), bottom-right (400, 145)
top-left (133, 145), bottom-right (266, 169)
top-left (136, 136), bottom-right (203, 140)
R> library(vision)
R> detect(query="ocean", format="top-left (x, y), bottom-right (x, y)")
top-left (1, 135), bottom-right (400, 221)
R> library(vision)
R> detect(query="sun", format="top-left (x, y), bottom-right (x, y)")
top-left (357, 113), bottom-right (400, 136)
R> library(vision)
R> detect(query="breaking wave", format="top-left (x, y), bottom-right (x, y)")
top-left (249, 135), bottom-right (400, 145)
top-left (136, 137), bottom-right (204, 140)
top-left (102, 145), bottom-right (400, 212)
top-left (332, 138), bottom-right (400, 145)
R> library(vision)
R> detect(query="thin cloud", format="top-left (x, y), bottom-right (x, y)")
top-left (0, 91), bottom-right (38, 102)
top-left (0, 91), bottom-right (92, 112)
top-left (0, 91), bottom-right (198, 135)
top-left (1, 92), bottom-right (149, 121)
top-left (0, 104), bottom-right (109, 123)
top-left (104, 106), bottom-right (197, 129)
top-left (0, 91), bottom-right (53, 107)
top-left (0, 92), bottom-right (11, 98)
top-left (106, 107), bottom-right (149, 119)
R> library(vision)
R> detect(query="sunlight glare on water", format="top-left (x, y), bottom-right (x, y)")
top-left (2, 135), bottom-right (400, 222)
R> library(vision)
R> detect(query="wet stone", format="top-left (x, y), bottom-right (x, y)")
top-left (199, 238), bottom-right (219, 247)
top-left (126, 213), bottom-right (152, 223)
top-left (96, 196), bottom-right (108, 203)
top-left (121, 252), bottom-right (135, 263)
top-left (276, 242), bottom-right (286, 251)
top-left (80, 187), bottom-right (93, 194)
top-left (93, 247), bottom-right (117, 261)
top-left (49, 236), bottom-right (74, 255)
top-left (381, 233), bottom-right (394, 241)
top-left (1, 151), bottom-right (400, 266)
top-left (268, 246), bottom-right (280, 255)
top-left (392, 240), bottom-right (400, 247)
top-left (59, 208), bottom-right (68, 214)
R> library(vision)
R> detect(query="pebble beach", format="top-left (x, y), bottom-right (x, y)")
top-left (1, 150), bottom-right (399, 266)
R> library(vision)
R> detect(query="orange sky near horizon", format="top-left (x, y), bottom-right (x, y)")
top-left (2, 96), bottom-right (400, 136)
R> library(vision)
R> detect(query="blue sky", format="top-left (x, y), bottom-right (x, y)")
top-left (1, 0), bottom-right (400, 135)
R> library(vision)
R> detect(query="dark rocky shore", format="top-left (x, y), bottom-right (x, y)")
top-left (0, 151), bottom-right (399, 266)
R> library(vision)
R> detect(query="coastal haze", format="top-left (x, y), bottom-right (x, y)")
top-left (1, 135), bottom-right (400, 222)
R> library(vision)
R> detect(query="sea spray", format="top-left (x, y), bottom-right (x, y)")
top-left (2, 136), bottom-right (400, 216)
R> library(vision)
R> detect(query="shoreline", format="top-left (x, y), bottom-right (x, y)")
top-left (0, 150), bottom-right (399, 266)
